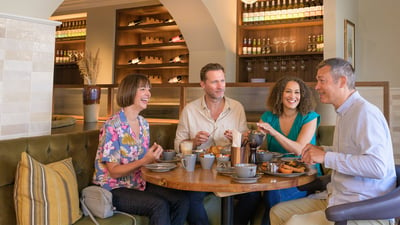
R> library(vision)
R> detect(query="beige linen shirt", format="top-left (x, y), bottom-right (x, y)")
top-left (174, 96), bottom-right (248, 151)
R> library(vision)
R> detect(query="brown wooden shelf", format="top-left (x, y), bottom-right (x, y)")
top-left (116, 63), bottom-right (188, 70)
top-left (118, 42), bottom-right (187, 51)
top-left (114, 5), bottom-right (189, 84)
top-left (117, 22), bottom-right (178, 33)
top-left (239, 19), bottom-right (323, 30)
top-left (56, 37), bottom-right (85, 43)
top-left (239, 52), bottom-right (323, 58)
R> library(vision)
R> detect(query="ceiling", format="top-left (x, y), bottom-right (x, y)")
top-left (54, 0), bottom-right (149, 14)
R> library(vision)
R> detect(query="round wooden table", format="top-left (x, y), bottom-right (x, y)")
top-left (142, 164), bottom-right (316, 225)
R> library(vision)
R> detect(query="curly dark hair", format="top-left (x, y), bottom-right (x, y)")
top-left (267, 76), bottom-right (316, 116)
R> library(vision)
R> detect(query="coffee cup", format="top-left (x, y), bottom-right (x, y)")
top-left (162, 149), bottom-right (176, 161)
top-left (180, 140), bottom-right (193, 155)
top-left (200, 154), bottom-right (215, 170)
top-left (235, 163), bottom-right (257, 178)
top-left (181, 154), bottom-right (197, 172)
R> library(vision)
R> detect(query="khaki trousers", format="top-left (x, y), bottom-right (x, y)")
top-left (270, 197), bottom-right (394, 225)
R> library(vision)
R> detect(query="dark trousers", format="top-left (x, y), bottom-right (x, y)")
top-left (233, 192), bottom-right (262, 225)
top-left (111, 183), bottom-right (189, 225)
top-left (187, 191), bottom-right (210, 225)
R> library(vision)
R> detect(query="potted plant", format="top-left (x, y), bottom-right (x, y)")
top-left (77, 48), bottom-right (101, 122)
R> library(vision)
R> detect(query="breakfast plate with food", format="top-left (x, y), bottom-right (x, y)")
top-left (261, 160), bottom-right (308, 177)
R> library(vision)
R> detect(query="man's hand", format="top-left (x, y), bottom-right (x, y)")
top-left (194, 131), bottom-right (211, 147)
top-left (301, 144), bottom-right (326, 164)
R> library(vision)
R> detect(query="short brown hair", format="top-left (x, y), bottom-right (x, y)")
top-left (267, 76), bottom-right (316, 116)
top-left (116, 74), bottom-right (151, 107)
top-left (200, 63), bottom-right (225, 82)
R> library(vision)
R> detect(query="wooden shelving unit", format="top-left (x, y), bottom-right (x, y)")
top-left (114, 5), bottom-right (189, 84)
top-left (236, 0), bottom-right (324, 82)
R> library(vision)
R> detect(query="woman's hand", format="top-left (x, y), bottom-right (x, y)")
top-left (143, 142), bottom-right (163, 164)
top-left (257, 122), bottom-right (278, 136)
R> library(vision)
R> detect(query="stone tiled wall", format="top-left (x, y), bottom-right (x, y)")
top-left (0, 14), bottom-right (59, 140)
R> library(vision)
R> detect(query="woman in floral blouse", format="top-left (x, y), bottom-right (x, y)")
top-left (93, 74), bottom-right (189, 225)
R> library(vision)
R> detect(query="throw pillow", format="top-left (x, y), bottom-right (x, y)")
top-left (14, 152), bottom-right (82, 225)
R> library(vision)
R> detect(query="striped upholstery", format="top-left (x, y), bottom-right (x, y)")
top-left (14, 152), bottom-right (82, 225)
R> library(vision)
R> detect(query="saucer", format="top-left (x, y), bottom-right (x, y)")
top-left (144, 163), bottom-right (177, 172)
top-left (231, 174), bottom-right (262, 183)
top-left (216, 167), bottom-right (235, 176)
top-left (157, 156), bottom-right (181, 163)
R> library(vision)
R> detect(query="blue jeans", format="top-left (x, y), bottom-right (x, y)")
top-left (261, 187), bottom-right (307, 225)
top-left (187, 191), bottom-right (210, 225)
top-left (111, 183), bottom-right (189, 225)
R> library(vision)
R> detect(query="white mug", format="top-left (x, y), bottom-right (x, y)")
top-left (181, 154), bottom-right (197, 172)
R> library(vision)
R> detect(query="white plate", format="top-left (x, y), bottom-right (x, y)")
top-left (231, 174), bottom-right (262, 183)
top-left (144, 163), bottom-right (177, 172)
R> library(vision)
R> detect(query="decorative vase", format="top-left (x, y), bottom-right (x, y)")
top-left (83, 85), bottom-right (101, 122)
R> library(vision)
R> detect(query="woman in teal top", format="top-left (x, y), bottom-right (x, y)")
top-left (234, 76), bottom-right (320, 225)
top-left (261, 110), bottom-right (320, 154)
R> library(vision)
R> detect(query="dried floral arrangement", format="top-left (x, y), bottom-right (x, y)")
top-left (77, 48), bottom-right (100, 85)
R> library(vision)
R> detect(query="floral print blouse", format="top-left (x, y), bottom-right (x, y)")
top-left (93, 109), bottom-right (150, 191)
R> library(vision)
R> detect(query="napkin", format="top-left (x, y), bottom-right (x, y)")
top-left (232, 129), bottom-right (241, 148)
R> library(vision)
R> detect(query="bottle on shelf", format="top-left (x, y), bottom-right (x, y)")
top-left (167, 75), bottom-right (186, 83)
top-left (266, 37), bottom-right (272, 54)
top-left (270, 0), bottom-right (277, 22)
top-left (264, 0), bottom-right (271, 23)
top-left (298, 0), bottom-right (305, 20)
top-left (309, 0), bottom-right (317, 19)
top-left (169, 53), bottom-right (189, 63)
top-left (315, 0), bottom-right (323, 19)
top-left (252, 38), bottom-right (257, 55)
top-left (164, 18), bottom-right (175, 23)
top-left (259, 1), bottom-right (265, 24)
top-left (128, 19), bottom-right (143, 26)
top-left (169, 34), bottom-right (184, 43)
top-left (304, 0), bottom-right (310, 19)
top-left (256, 38), bottom-right (262, 55)
top-left (128, 56), bottom-right (143, 64)
top-left (261, 38), bottom-right (266, 54)
top-left (243, 37), bottom-right (249, 55)
top-left (281, 0), bottom-right (288, 21)
top-left (248, 2), bottom-right (255, 24)
top-left (253, 1), bottom-right (260, 24)
top-left (242, 3), bottom-right (249, 24)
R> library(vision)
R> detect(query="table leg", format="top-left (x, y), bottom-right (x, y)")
top-left (221, 196), bottom-right (234, 225)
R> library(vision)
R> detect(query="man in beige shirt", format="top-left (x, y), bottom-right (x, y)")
top-left (174, 63), bottom-right (248, 225)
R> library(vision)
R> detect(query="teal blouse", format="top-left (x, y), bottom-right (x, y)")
top-left (260, 111), bottom-right (320, 154)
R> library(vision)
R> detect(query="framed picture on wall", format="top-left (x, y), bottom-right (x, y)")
top-left (344, 19), bottom-right (355, 67)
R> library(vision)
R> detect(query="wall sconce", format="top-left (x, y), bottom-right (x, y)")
top-left (241, 0), bottom-right (257, 4)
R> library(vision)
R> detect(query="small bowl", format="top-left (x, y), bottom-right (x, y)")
top-left (256, 150), bottom-right (273, 162)
top-left (193, 149), bottom-right (206, 162)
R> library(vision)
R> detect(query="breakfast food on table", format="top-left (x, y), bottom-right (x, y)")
top-left (261, 160), bottom-right (306, 174)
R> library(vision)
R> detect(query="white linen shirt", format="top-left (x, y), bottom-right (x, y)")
top-left (174, 96), bottom-right (248, 151)
top-left (324, 91), bottom-right (396, 207)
